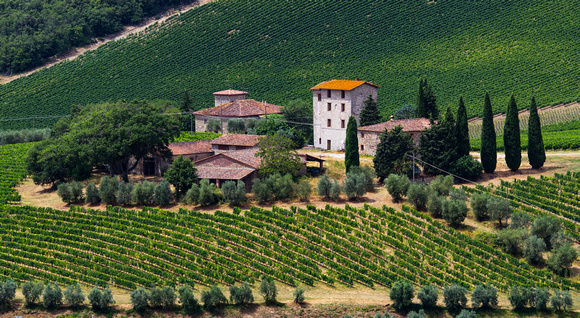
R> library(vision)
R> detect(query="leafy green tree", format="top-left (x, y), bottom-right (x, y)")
top-left (456, 97), bottom-right (470, 158)
top-left (345, 116), bottom-right (360, 173)
top-left (164, 155), bottom-right (198, 200)
top-left (206, 119), bottom-right (222, 133)
top-left (427, 192), bottom-right (444, 218)
top-left (527, 97), bottom-right (546, 169)
top-left (178, 285), bottom-right (200, 314)
top-left (130, 287), bottom-right (149, 313)
top-left (389, 280), bottom-right (414, 310)
top-left (429, 175), bottom-right (454, 196)
top-left (343, 171), bottom-right (367, 200)
top-left (508, 285), bottom-right (527, 310)
top-left (407, 310), bottom-right (427, 318)
top-left (201, 285), bottom-right (227, 310)
top-left (293, 286), bottom-right (305, 303)
top-left (531, 216), bottom-right (562, 249)
top-left (496, 228), bottom-right (528, 255)
top-left (416, 79), bottom-right (438, 120)
top-left (256, 135), bottom-right (302, 178)
top-left (547, 243), bottom-right (578, 275)
top-left (70, 181), bottom-right (84, 203)
top-left (470, 192), bottom-right (490, 221)
top-left (0, 279), bottom-right (17, 307)
top-left (533, 288), bottom-right (550, 311)
top-left (450, 156), bottom-right (483, 181)
top-left (149, 286), bottom-right (176, 309)
top-left (43, 282), bottom-right (63, 309)
top-left (350, 166), bottom-right (376, 191)
top-left (57, 183), bottom-right (73, 203)
top-left (252, 178), bottom-right (274, 203)
top-left (229, 281), bottom-right (254, 306)
top-left (282, 99), bottom-right (313, 145)
top-left (184, 184), bottom-right (200, 204)
top-left (384, 174), bottom-right (410, 202)
top-left (480, 93), bottom-right (497, 173)
top-left (373, 125), bottom-right (415, 182)
top-left (271, 173), bottom-right (295, 200)
top-left (330, 180), bottom-right (342, 200)
top-left (99, 176), bottom-right (119, 205)
top-left (64, 284), bottom-right (85, 308)
top-left (442, 199), bottom-right (467, 228)
top-left (417, 284), bottom-right (438, 308)
top-left (470, 285), bottom-right (498, 308)
top-left (198, 179), bottom-right (220, 206)
top-left (509, 212), bottom-right (532, 229)
top-left (131, 180), bottom-right (155, 205)
top-left (181, 90), bottom-right (193, 113)
top-left (550, 290), bottom-right (573, 311)
top-left (407, 183), bottom-right (428, 211)
top-left (85, 183), bottom-right (100, 204)
top-left (87, 286), bottom-right (115, 311)
top-left (223, 180), bottom-right (247, 206)
top-left (419, 110), bottom-right (458, 175)
top-left (317, 175), bottom-right (332, 198)
top-left (116, 181), bottom-right (133, 205)
top-left (153, 180), bottom-right (173, 205)
top-left (504, 95), bottom-right (521, 171)
top-left (443, 284), bottom-right (468, 311)
top-left (260, 277), bottom-right (277, 305)
top-left (359, 95), bottom-right (381, 127)
top-left (22, 281), bottom-right (44, 306)
top-left (227, 118), bottom-right (246, 134)
top-left (487, 196), bottom-right (511, 227)
top-left (296, 180), bottom-right (312, 201)
top-left (523, 235), bottom-right (546, 264)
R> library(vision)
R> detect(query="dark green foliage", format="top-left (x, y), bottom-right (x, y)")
top-left (455, 310), bottom-right (477, 318)
top-left (349, 166), bottom-right (376, 191)
top-left (99, 176), bottom-right (119, 205)
top-left (206, 119), bottom-right (222, 133)
top-left (69, 181), bottom-right (84, 203)
top-left (130, 287), bottom-right (150, 313)
top-left (487, 196), bottom-right (511, 227)
top-left (344, 116), bottom-right (360, 173)
top-left (181, 90), bottom-right (193, 113)
top-left (550, 290), bottom-right (573, 311)
top-left (164, 155), bottom-right (198, 199)
top-left (293, 286), bottom-right (305, 303)
top-left (427, 192), bottom-right (444, 218)
top-left (260, 277), bottom-right (277, 305)
top-left (256, 135), bottom-right (302, 178)
top-left (527, 97), bottom-right (546, 169)
top-left (296, 180), bottom-right (312, 201)
top-left (496, 228), bottom-right (528, 255)
top-left (480, 93), bottom-right (497, 173)
top-left (153, 180), bottom-right (173, 205)
top-left (456, 97), bottom-right (470, 158)
top-left (178, 285), bottom-right (200, 314)
top-left (373, 125), bottom-right (415, 182)
top-left (227, 119), bottom-right (246, 133)
top-left (252, 178), bottom-right (273, 203)
top-left (64, 284), bottom-right (85, 308)
top-left (416, 79), bottom-right (438, 120)
top-left (504, 95), bottom-right (521, 171)
top-left (283, 99), bottom-right (313, 144)
top-left (223, 180), bottom-right (247, 206)
top-left (407, 183), bottom-right (428, 211)
top-left (417, 284), bottom-right (438, 308)
top-left (450, 156), bottom-right (483, 181)
top-left (470, 192), bottom-right (490, 221)
top-left (359, 96), bottom-right (381, 127)
top-left (531, 216), bottom-right (562, 249)
top-left (0, 279), bottom-right (17, 307)
top-left (533, 288), bottom-right (551, 311)
top-left (442, 199), bottom-right (467, 228)
top-left (272, 173), bottom-right (295, 200)
top-left (25, 137), bottom-right (89, 185)
top-left (508, 285), bottom-right (527, 310)
top-left (230, 281), bottom-right (254, 306)
top-left (57, 183), bottom-right (73, 204)
top-left (470, 284), bottom-right (498, 308)
top-left (429, 175), bottom-right (454, 196)
top-left (174, 132), bottom-right (222, 143)
top-left (384, 174), bottom-right (410, 202)
top-left (198, 179), bottom-right (221, 206)
top-left (245, 119), bottom-right (257, 131)
top-left (184, 184), bottom-right (200, 205)
top-left (407, 310), bottom-right (427, 318)
top-left (343, 172), bottom-right (367, 200)
top-left (547, 243), bottom-right (578, 276)
top-left (419, 114), bottom-right (458, 175)
top-left (523, 235), bottom-right (546, 264)
top-left (149, 286), bottom-right (176, 309)
top-left (443, 284), bottom-right (468, 311)
top-left (87, 286), bottom-right (115, 311)
top-left (389, 280), bottom-right (414, 310)
top-left (329, 180), bottom-right (342, 200)
top-left (22, 281), bottom-right (44, 306)
top-left (317, 175), bottom-right (332, 198)
top-left (394, 104), bottom-right (416, 120)
top-left (131, 181), bottom-right (155, 205)
top-left (509, 212), bottom-right (532, 229)
top-left (0, 129), bottom-right (50, 146)
top-left (43, 282), bottom-right (63, 309)
top-left (116, 182), bottom-right (133, 205)
top-left (85, 183), bottom-right (100, 204)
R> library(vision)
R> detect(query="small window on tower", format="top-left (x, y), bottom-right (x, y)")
top-left (341, 120), bottom-right (345, 128)
top-left (317, 94), bottom-right (321, 101)
top-left (341, 103), bottom-right (345, 112)
top-left (327, 90), bottom-right (331, 98)
top-left (361, 145), bottom-right (364, 151)
top-left (327, 119), bottom-right (331, 127)
top-left (319, 138), bottom-right (321, 144)
top-left (341, 90), bottom-right (345, 98)
top-left (327, 103), bottom-right (332, 111)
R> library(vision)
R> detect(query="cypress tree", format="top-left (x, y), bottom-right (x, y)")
top-left (504, 95), bottom-right (521, 171)
top-left (181, 90), bottom-right (193, 112)
top-left (416, 78), bottom-right (438, 120)
top-left (416, 79), bottom-right (428, 118)
top-left (359, 95), bottom-right (381, 127)
top-left (527, 97), bottom-right (546, 169)
top-left (480, 93), bottom-right (497, 173)
top-left (456, 97), bottom-right (470, 158)
top-left (344, 116), bottom-right (360, 173)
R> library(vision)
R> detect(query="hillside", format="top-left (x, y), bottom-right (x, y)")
top-left (1, 0), bottom-right (579, 130)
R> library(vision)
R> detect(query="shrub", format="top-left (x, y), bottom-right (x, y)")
top-left (443, 284), bottom-right (467, 311)
top-left (550, 290), bottom-right (573, 311)
top-left (198, 179), bottom-right (220, 206)
top-left (487, 196), bottom-right (511, 227)
top-left (57, 183), bottom-right (72, 203)
top-left (229, 281), bottom-right (254, 306)
top-left (245, 118), bottom-right (257, 130)
top-left (429, 175), bottom-right (454, 196)
top-left (442, 199), bottom-right (467, 228)
top-left (150, 286), bottom-right (176, 309)
top-left (510, 212), bottom-right (532, 229)
top-left (344, 171), bottom-right (367, 200)
top-left (201, 285), bottom-right (227, 310)
top-left (296, 180), bottom-right (311, 201)
top-left (449, 188), bottom-right (467, 202)
top-left (153, 180), bottom-right (173, 205)
top-left (384, 174), bottom-right (410, 202)
top-left (350, 165), bottom-right (376, 191)
top-left (184, 183), bottom-right (200, 204)
top-left (417, 284), bottom-right (438, 308)
top-left (329, 180), bottom-right (341, 200)
top-left (389, 280), bottom-right (414, 310)
top-left (130, 287), bottom-right (149, 313)
top-left (533, 288), bottom-right (550, 311)
top-left (470, 192), bottom-right (490, 221)
top-left (99, 176), bottom-right (119, 205)
top-left (207, 119), bottom-right (222, 133)
top-left (22, 281), bottom-right (44, 306)
top-left (407, 310), bottom-right (427, 318)
top-left (116, 181), bottom-right (133, 205)
top-left (470, 284), bottom-right (498, 308)
top-left (64, 284), bottom-right (85, 308)
top-left (85, 183), bottom-right (100, 204)
top-left (455, 310), bottom-right (477, 318)
top-left (87, 286), bottom-right (115, 311)
top-left (407, 183), bottom-right (428, 211)
top-left (43, 282), bottom-right (63, 309)
top-left (178, 285), bottom-right (200, 314)
top-left (223, 180), bottom-right (247, 206)
top-left (531, 216), bottom-right (562, 250)
top-left (272, 173), bottom-right (295, 200)
top-left (0, 279), bottom-right (17, 307)
top-left (260, 277), bottom-right (277, 305)
top-left (164, 155), bottom-right (198, 199)
top-left (227, 118), bottom-right (246, 133)
top-left (547, 243), bottom-right (578, 276)
top-left (427, 192), bottom-right (444, 218)
top-left (523, 235), bottom-right (546, 264)
top-left (293, 286), bottom-right (305, 303)
top-left (70, 181), bottom-right (84, 203)
top-left (450, 155), bottom-right (483, 181)
top-left (508, 285), bottom-right (527, 310)
top-left (252, 178), bottom-right (273, 203)
top-left (317, 174), bottom-right (332, 198)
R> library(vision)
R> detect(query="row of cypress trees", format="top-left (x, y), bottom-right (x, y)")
top-left (481, 94), bottom-right (546, 173)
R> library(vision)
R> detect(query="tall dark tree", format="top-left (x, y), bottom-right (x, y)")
top-left (419, 108), bottom-right (457, 175)
top-left (180, 90), bottom-right (194, 131)
top-left (504, 95), bottom-right (521, 171)
top-left (416, 79), bottom-right (438, 120)
top-left (480, 93), bottom-right (497, 173)
top-left (416, 79), bottom-right (427, 118)
top-left (456, 97), bottom-right (470, 158)
top-left (527, 97), bottom-right (546, 169)
top-left (359, 95), bottom-right (381, 127)
top-left (180, 90), bottom-right (193, 112)
top-left (164, 155), bottom-right (198, 200)
top-left (373, 125), bottom-right (415, 182)
top-left (344, 116), bottom-right (360, 173)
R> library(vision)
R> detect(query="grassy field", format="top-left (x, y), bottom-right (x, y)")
top-left (1, 0), bottom-right (580, 129)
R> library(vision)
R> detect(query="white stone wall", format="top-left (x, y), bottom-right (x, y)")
top-left (214, 94), bottom-right (247, 107)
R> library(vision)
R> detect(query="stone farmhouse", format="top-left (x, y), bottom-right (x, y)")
top-left (311, 80), bottom-right (380, 151)
top-left (358, 117), bottom-right (431, 156)
top-left (193, 90), bottom-right (283, 133)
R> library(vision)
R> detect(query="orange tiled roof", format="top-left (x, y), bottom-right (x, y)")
top-left (211, 134), bottom-right (265, 147)
top-left (192, 99), bottom-right (282, 117)
top-left (358, 118), bottom-right (431, 133)
top-left (168, 140), bottom-right (213, 156)
top-left (223, 148), bottom-right (262, 168)
top-left (213, 89), bottom-right (248, 96)
top-left (310, 80), bottom-right (380, 91)
top-left (194, 150), bottom-right (260, 180)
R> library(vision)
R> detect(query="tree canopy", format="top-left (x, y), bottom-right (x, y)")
top-left (256, 134), bottom-right (302, 178)
top-left (504, 95), bottom-right (521, 171)
top-left (418, 108), bottom-right (458, 175)
top-left (527, 97), bottom-right (546, 169)
top-left (373, 125), bottom-right (415, 182)
top-left (344, 116), bottom-right (360, 173)
top-left (415, 79), bottom-right (438, 120)
top-left (480, 93), bottom-right (497, 173)
top-left (359, 95), bottom-right (381, 127)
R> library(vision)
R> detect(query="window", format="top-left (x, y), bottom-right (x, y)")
top-left (317, 94), bottom-right (321, 101)
top-left (341, 90), bottom-right (345, 98)
top-left (319, 138), bottom-right (322, 144)
top-left (327, 103), bottom-right (332, 111)
top-left (341, 120), bottom-right (345, 128)
top-left (361, 132), bottom-right (365, 138)
top-left (218, 145), bottom-right (229, 150)
top-left (327, 140), bottom-right (331, 150)
top-left (341, 103), bottom-right (345, 112)
top-left (327, 90), bottom-right (331, 98)
top-left (327, 119), bottom-right (331, 127)
top-left (360, 145), bottom-right (364, 151)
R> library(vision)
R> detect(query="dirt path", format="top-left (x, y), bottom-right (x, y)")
top-left (0, 0), bottom-right (214, 85)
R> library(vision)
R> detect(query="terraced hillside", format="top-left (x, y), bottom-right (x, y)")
top-left (1, 0), bottom-right (580, 129)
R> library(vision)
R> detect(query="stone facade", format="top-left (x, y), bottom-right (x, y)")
top-left (357, 130), bottom-right (422, 156)
top-left (213, 90), bottom-right (247, 107)
top-left (357, 118), bottom-right (431, 156)
top-left (195, 115), bottom-right (260, 134)
top-left (311, 81), bottom-right (379, 151)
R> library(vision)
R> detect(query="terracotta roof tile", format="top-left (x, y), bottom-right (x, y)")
top-left (310, 80), bottom-right (380, 91)
top-left (193, 99), bottom-right (282, 117)
top-left (213, 89), bottom-right (248, 96)
top-left (358, 118), bottom-right (431, 133)
top-left (196, 166), bottom-right (255, 180)
top-left (194, 151), bottom-right (259, 180)
top-left (168, 140), bottom-right (213, 156)
top-left (211, 134), bottom-right (265, 147)
top-left (223, 148), bottom-right (262, 168)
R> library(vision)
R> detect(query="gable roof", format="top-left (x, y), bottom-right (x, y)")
top-left (192, 99), bottom-right (282, 117)
top-left (358, 118), bottom-right (431, 133)
top-left (168, 140), bottom-right (213, 156)
top-left (213, 89), bottom-right (247, 96)
top-left (222, 148), bottom-right (262, 168)
top-left (310, 80), bottom-right (380, 91)
top-left (211, 134), bottom-right (265, 147)
top-left (194, 150), bottom-right (260, 180)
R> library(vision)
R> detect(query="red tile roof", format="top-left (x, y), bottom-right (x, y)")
top-left (223, 148), bottom-right (262, 168)
top-left (211, 134), bottom-right (265, 147)
top-left (196, 166), bottom-right (255, 180)
top-left (310, 80), bottom-right (380, 91)
top-left (358, 118), bottom-right (431, 133)
top-left (194, 151), bottom-right (259, 180)
top-left (193, 99), bottom-right (282, 117)
top-left (213, 89), bottom-right (248, 96)
top-left (168, 140), bottom-right (213, 156)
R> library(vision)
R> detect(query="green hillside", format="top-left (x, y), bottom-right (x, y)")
top-left (1, 0), bottom-right (579, 129)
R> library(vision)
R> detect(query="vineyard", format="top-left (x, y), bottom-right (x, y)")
top-left (0, 143), bottom-right (32, 204)
top-left (1, 0), bottom-right (580, 129)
